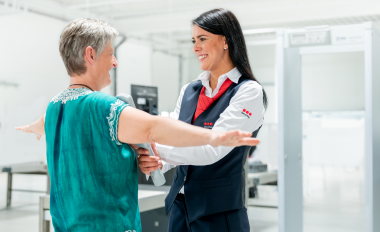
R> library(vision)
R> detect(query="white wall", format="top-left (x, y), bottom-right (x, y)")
top-left (302, 52), bottom-right (365, 111)
top-left (303, 111), bottom-right (365, 168)
top-left (249, 46), bottom-right (366, 170)
top-left (151, 51), bottom-right (180, 112)
top-left (0, 12), bottom-right (69, 165)
top-left (182, 52), bottom-right (203, 84)
top-left (115, 41), bottom-right (152, 95)
top-left (247, 44), bottom-right (278, 168)
top-left (248, 45), bottom-right (276, 84)
top-left (301, 52), bottom-right (365, 169)
top-left (248, 45), bottom-right (277, 124)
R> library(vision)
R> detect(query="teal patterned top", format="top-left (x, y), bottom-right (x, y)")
top-left (45, 88), bottom-right (141, 232)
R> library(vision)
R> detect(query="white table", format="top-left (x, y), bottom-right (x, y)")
top-left (246, 170), bottom-right (278, 189)
top-left (246, 170), bottom-right (278, 207)
top-left (39, 189), bottom-right (168, 232)
top-left (0, 161), bottom-right (49, 207)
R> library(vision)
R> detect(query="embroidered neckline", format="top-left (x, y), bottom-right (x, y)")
top-left (50, 88), bottom-right (93, 104)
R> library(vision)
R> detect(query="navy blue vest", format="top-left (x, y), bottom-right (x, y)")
top-left (164, 77), bottom-right (261, 223)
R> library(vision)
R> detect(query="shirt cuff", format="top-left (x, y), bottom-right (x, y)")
top-left (161, 160), bottom-right (176, 173)
top-left (155, 143), bottom-right (186, 165)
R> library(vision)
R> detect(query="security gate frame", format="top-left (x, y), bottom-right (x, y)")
top-left (276, 22), bottom-right (380, 232)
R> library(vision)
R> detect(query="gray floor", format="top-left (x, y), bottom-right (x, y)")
top-left (0, 167), bottom-right (365, 232)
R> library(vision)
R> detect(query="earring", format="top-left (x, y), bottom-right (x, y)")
top-left (224, 47), bottom-right (227, 50)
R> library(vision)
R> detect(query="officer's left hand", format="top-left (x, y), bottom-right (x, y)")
top-left (130, 143), bottom-right (162, 176)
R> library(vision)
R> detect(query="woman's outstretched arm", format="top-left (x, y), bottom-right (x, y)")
top-left (15, 114), bottom-right (46, 140)
top-left (117, 107), bottom-right (259, 148)
top-left (15, 108), bottom-right (260, 148)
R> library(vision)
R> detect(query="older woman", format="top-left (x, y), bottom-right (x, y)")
top-left (16, 19), bottom-right (259, 232)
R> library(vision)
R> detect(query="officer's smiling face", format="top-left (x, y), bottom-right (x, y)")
top-left (192, 25), bottom-right (227, 72)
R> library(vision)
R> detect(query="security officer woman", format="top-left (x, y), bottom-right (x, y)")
top-left (137, 8), bottom-right (267, 232)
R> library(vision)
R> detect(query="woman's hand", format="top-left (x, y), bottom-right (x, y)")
top-left (15, 114), bottom-right (46, 141)
top-left (131, 143), bottom-right (162, 176)
top-left (209, 130), bottom-right (260, 147)
top-left (15, 125), bottom-right (43, 140)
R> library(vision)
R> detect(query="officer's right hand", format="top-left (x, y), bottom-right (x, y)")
top-left (132, 143), bottom-right (162, 176)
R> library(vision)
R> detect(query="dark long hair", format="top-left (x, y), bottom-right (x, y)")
top-left (192, 8), bottom-right (268, 109)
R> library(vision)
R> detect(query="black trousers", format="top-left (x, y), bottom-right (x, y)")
top-left (168, 193), bottom-right (250, 232)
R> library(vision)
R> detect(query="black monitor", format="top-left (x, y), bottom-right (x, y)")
top-left (131, 84), bottom-right (158, 115)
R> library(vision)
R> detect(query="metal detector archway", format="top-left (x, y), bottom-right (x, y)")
top-left (276, 22), bottom-right (380, 232)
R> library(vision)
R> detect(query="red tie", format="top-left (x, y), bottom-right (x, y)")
top-left (193, 78), bottom-right (233, 124)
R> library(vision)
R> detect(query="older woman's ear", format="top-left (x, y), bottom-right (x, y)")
top-left (84, 46), bottom-right (97, 64)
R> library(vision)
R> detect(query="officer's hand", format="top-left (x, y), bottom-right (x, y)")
top-left (131, 143), bottom-right (162, 176)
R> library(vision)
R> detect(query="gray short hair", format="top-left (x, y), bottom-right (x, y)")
top-left (59, 18), bottom-right (119, 76)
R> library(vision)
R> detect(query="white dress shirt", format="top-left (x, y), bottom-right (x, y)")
top-left (154, 68), bottom-right (265, 193)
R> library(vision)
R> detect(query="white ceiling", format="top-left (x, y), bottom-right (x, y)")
top-left (1, 0), bottom-right (380, 54)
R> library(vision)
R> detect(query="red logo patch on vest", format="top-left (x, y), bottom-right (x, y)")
top-left (204, 122), bottom-right (213, 128)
